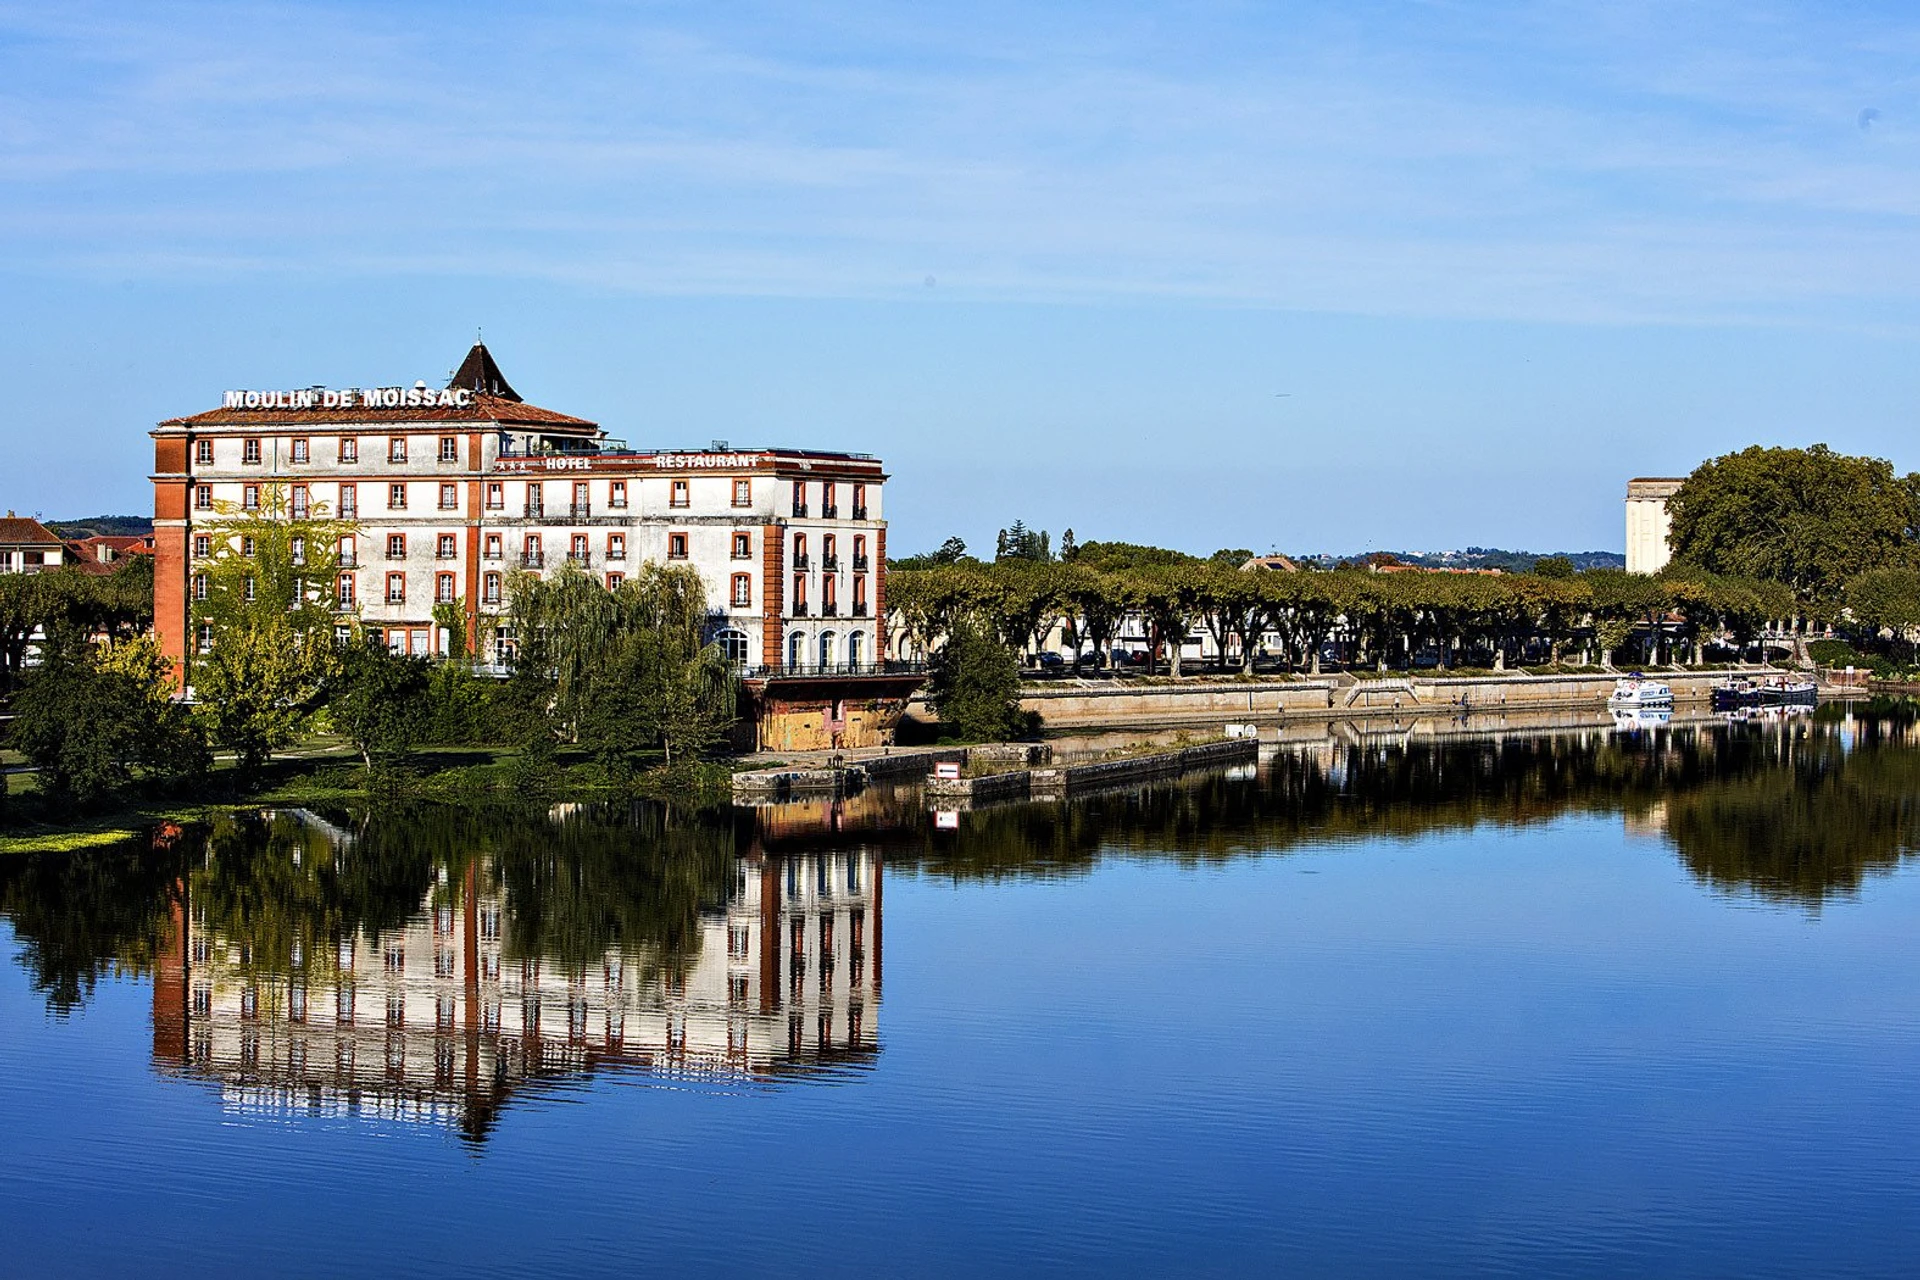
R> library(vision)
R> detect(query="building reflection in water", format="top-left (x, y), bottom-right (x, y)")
top-left (151, 826), bottom-right (880, 1141)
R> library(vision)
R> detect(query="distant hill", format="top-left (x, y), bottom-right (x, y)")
top-left (1299, 547), bottom-right (1626, 572)
top-left (47, 514), bottom-right (153, 539)
top-left (1403, 547), bottom-right (1625, 573)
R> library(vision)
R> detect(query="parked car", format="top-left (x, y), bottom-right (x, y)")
top-left (1035, 652), bottom-right (1066, 669)
top-left (1118, 649), bottom-right (1152, 666)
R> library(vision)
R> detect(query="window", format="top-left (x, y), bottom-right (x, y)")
top-left (339, 482), bottom-right (357, 517)
top-left (196, 622), bottom-right (213, 654)
top-left (792, 573), bottom-right (808, 612)
top-left (792, 480), bottom-right (807, 516)
top-left (670, 479), bottom-right (689, 508)
top-left (388, 437), bottom-right (407, 463)
top-left (718, 629), bottom-right (751, 667)
top-left (192, 573), bottom-right (207, 601)
top-left (523, 534), bottom-right (542, 567)
top-left (667, 532), bottom-right (688, 560)
top-left (607, 533), bottom-right (626, 560)
top-left (290, 483), bottom-right (310, 519)
top-left (386, 533), bottom-right (406, 560)
top-left (823, 481), bottom-right (837, 517)
top-left (439, 483), bottom-right (458, 510)
top-left (388, 483), bottom-right (407, 510)
top-left (854, 574), bottom-right (868, 615)
top-left (732, 531), bottom-right (752, 559)
top-left (570, 481), bottom-right (590, 517)
top-left (484, 533), bottom-right (501, 560)
top-left (338, 535), bottom-right (356, 567)
top-left (483, 572), bottom-right (502, 604)
top-left (732, 479), bottom-right (752, 507)
top-left (609, 480), bottom-right (627, 509)
top-left (569, 533), bottom-right (589, 563)
top-left (243, 437), bottom-right (262, 465)
top-left (194, 439), bottom-right (214, 465)
top-left (241, 535), bottom-right (256, 556)
top-left (194, 484), bottom-right (212, 510)
top-left (436, 573), bottom-right (456, 603)
top-left (242, 484), bottom-right (260, 510)
top-left (291, 437), bottom-right (310, 464)
top-left (853, 534), bottom-right (867, 569)
top-left (823, 534), bottom-right (837, 568)
top-left (853, 482), bottom-right (867, 518)
top-left (850, 629), bottom-right (865, 666)
top-left (731, 573), bottom-right (752, 607)
top-left (337, 574), bottom-right (355, 606)
top-left (438, 436), bottom-right (458, 462)
top-left (525, 482), bottom-right (543, 516)
top-left (605, 572), bottom-right (624, 590)
top-left (485, 481), bottom-right (504, 510)
top-left (386, 573), bottom-right (406, 604)
top-left (193, 534), bottom-right (210, 558)
top-left (792, 532), bottom-right (807, 568)
top-left (823, 574), bottom-right (838, 615)
top-left (243, 577), bottom-right (257, 602)
top-left (437, 534), bottom-right (457, 559)
top-left (339, 436), bottom-right (358, 463)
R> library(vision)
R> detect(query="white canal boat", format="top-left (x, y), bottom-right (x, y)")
top-left (1607, 675), bottom-right (1674, 710)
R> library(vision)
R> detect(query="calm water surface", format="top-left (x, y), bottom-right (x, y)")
top-left (5, 707), bottom-right (1920, 1277)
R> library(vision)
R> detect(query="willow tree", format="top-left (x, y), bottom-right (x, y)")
top-left (508, 562), bottom-right (737, 773)
top-left (191, 484), bottom-right (357, 777)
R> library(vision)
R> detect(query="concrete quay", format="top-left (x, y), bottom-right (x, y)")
top-left (976, 668), bottom-right (1799, 731)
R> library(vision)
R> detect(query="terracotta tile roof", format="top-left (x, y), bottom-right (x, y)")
top-left (0, 517), bottom-right (64, 545)
top-left (160, 392), bottom-right (596, 430)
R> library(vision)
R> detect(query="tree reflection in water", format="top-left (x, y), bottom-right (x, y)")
top-left (2, 704), bottom-right (1917, 1030)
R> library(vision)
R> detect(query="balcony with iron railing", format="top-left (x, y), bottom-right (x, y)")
top-left (791, 601), bottom-right (809, 616)
top-left (570, 502), bottom-right (591, 519)
top-left (853, 602), bottom-right (869, 617)
top-left (567, 550), bottom-right (592, 567)
top-left (852, 506), bottom-right (868, 520)
top-left (822, 601), bottom-right (839, 617)
top-left (734, 659), bottom-right (925, 679)
top-left (792, 502), bottom-right (809, 518)
top-left (792, 554), bottom-right (811, 571)
top-left (522, 551), bottom-right (545, 568)
top-left (853, 555), bottom-right (869, 571)
top-left (822, 504), bottom-right (839, 519)
top-left (822, 556), bottom-right (839, 572)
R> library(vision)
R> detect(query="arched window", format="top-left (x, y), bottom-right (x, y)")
top-left (849, 630), bottom-right (865, 669)
top-left (715, 628), bottom-right (752, 668)
top-left (788, 631), bottom-right (806, 671)
top-left (819, 631), bottom-right (837, 670)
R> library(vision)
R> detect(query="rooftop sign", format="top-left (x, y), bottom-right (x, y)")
top-left (222, 385), bottom-right (474, 410)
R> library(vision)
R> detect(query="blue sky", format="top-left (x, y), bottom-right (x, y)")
top-left (4, 0), bottom-right (1919, 556)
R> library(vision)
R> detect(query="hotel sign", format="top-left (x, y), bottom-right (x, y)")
top-left (222, 387), bottom-right (476, 410)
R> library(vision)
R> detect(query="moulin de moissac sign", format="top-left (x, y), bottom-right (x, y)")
top-left (222, 386), bottom-right (477, 410)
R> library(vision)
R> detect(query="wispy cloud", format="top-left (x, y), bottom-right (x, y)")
top-left (5, 0), bottom-right (1920, 327)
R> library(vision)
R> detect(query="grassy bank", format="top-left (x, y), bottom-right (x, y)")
top-left (0, 739), bottom-right (733, 855)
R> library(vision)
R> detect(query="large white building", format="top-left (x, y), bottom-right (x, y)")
top-left (152, 342), bottom-right (888, 674)
top-left (1625, 477), bottom-right (1683, 574)
top-left (152, 343), bottom-right (921, 748)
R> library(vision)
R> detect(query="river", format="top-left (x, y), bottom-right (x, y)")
top-left (3, 703), bottom-right (1919, 1277)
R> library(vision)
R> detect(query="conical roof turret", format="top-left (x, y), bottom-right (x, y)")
top-left (448, 342), bottom-right (520, 402)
